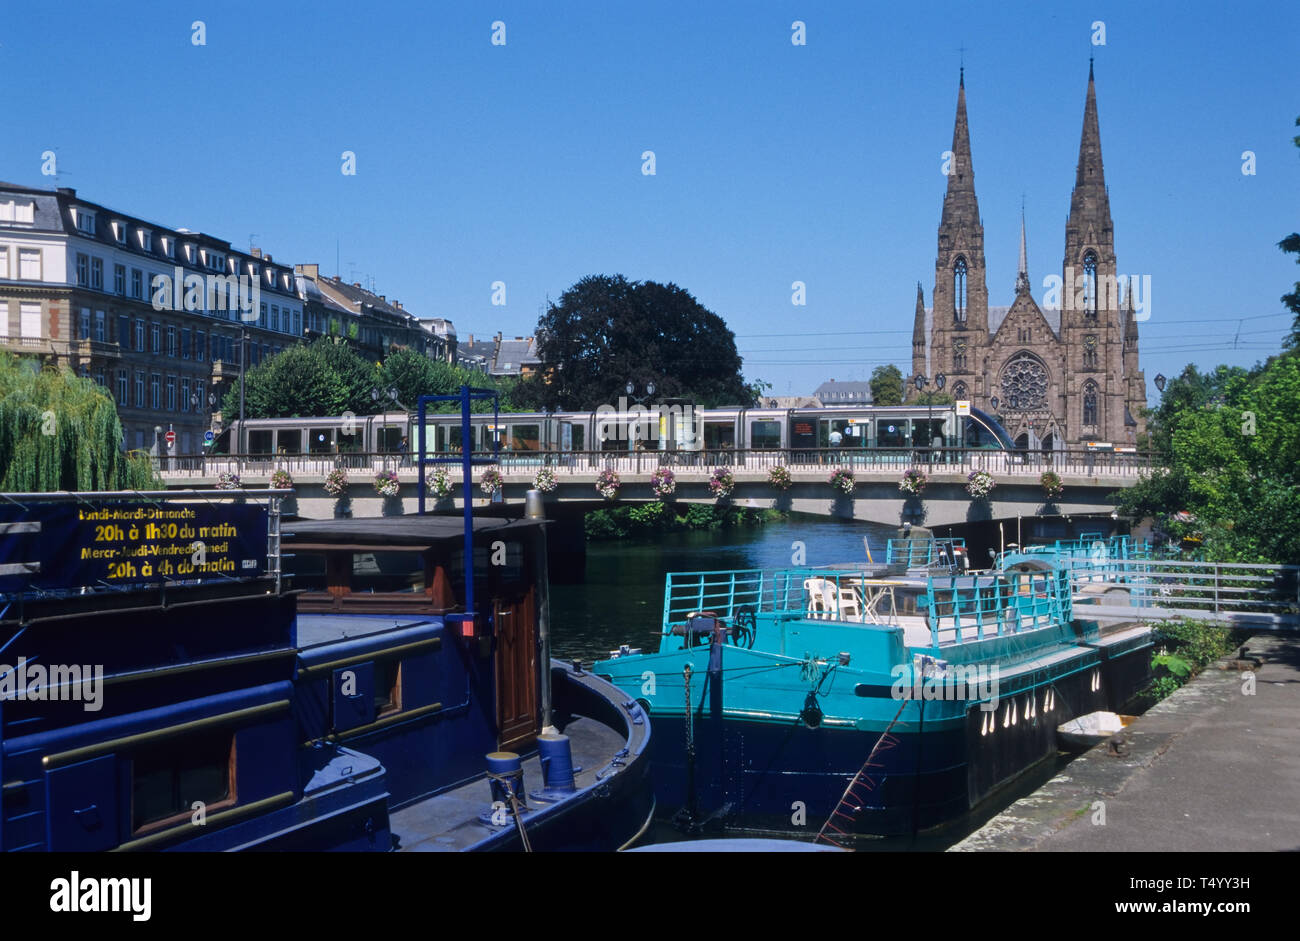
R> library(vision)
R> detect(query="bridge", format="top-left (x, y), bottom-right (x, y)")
top-left (158, 447), bottom-right (1152, 527)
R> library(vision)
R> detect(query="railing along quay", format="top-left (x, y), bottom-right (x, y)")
top-left (157, 447), bottom-right (1157, 480)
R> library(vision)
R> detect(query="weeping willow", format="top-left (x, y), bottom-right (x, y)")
top-left (0, 353), bottom-right (160, 492)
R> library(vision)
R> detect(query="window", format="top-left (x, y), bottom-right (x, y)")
top-left (20, 303), bottom-right (41, 338)
top-left (140, 230), bottom-right (153, 252)
top-left (1082, 252), bottom-right (1098, 319)
top-left (135, 371), bottom-right (145, 408)
top-left (150, 374), bottom-right (160, 409)
top-left (94, 310), bottom-right (105, 342)
top-left (166, 376), bottom-right (175, 412)
top-left (954, 352), bottom-right (967, 370)
top-left (94, 368), bottom-right (106, 387)
top-left (953, 381), bottom-right (968, 401)
top-left (117, 371), bottom-right (127, 404)
top-left (1000, 353), bottom-right (1049, 411)
top-left (750, 420), bottom-right (782, 449)
top-left (953, 257), bottom-right (968, 323)
top-left (90, 257), bottom-right (103, 290)
top-left (130, 731), bottom-right (234, 834)
top-left (150, 322), bottom-right (160, 353)
top-left (117, 314), bottom-right (129, 348)
top-left (0, 246), bottom-right (8, 279)
top-left (291, 310), bottom-right (301, 335)
top-left (131, 268), bottom-right (143, 299)
top-left (196, 330), bottom-right (205, 362)
top-left (80, 307), bottom-right (91, 340)
top-left (76, 253), bottom-right (89, 286)
top-left (114, 263), bottom-right (125, 295)
top-left (259, 301), bottom-right (266, 327)
top-left (1083, 381), bottom-right (1099, 426)
top-left (135, 319), bottom-right (145, 352)
top-left (182, 327), bottom-right (191, 359)
top-left (270, 305), bottom-right (279, 332)
top-left (75, 210), bottom-right (96, 234)
top-left (19, 248), bottom-right (41, 279)
top-left (181, 377), bottom-right (190, 412)
top-left (113, 221), bottom-right (127, 244)
top-left (167, 325), bottom-right (176, 357)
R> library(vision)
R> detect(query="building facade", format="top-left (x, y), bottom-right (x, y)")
top-left (0, 184), bottom-right (302, 454)
top-left (909, 65), bottom-right (1146, 448)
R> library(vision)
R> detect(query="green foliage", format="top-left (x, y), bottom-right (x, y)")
top-left (0, 353), bottom-right (159, 491)
top-left (532, 274), bottom-right (752, 410)
top-left (227, 339), bottom-right (524, 419)
top-left (869, 365), bottom-right (904, 406)
top-left (913, 390), bottom-right (955, 406)
top-left (1119, 354), bottom-right (1300, 563)
top-left (583, 502), bottom-right (780, 540)
top-left (1139, 619), bottom-right (1245, 706)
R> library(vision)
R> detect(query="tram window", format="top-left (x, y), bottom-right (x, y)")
top-left (703, 422), bottom-right (735, 449)
top-left (339, 424), bottom-right (363, 453)
top-left (510, 424), bottom-right (540, 451)
top-left (911, 419), bottom-right (945, 448)
top-left (377, 426), bottom-right (404, 453)
top-left (750, 420), bottom-right (781, 449)
top-left (248, 429), bottom-right (274, 455)
top-left (876, 419), bottom-right (907, 448)
top-left (560, 423), bottom-right (584, 451)
top-left (823, 418), bottom-right (853, 447)
top-left (309, 427), bottom-right (335, 454)
top-left (277, 429), bottom-right (303, 454)
top-left (352, 551), bottom-right (427, 593)
top-left (790, 419), bottom-right (817, 450)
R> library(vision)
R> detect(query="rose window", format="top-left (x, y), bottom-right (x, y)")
top-left (1000, 355), bottom-right (1048, 410)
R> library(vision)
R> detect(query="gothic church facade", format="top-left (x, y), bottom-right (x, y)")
top-left (909, 64), bottom-right (1147, 449)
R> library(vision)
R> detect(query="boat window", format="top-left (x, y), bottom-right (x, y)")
top-left (248, 429), bottom-right (274, 455)
top-left (132, 730), bottom-right (234, 833)
top-left (284, 550), bottom-right (328, 591)
top-left (750, 420), bottom-right (781, 449)
top-left (374, 658), bottom-right (403, 717)
top-left (351, 551), bottom-right (426, 593)
top-left (276, 429), bottom-right (303, 454)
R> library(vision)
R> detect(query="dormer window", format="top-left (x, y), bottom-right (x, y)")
top-left (113, 221), bottom-right (128, 244)
top-left (248, 262), bottom-right (259, 277)
top-left (0, 201), bottom-right (36, 224)
top-left (75, 209), bottom-right (96, 235)
top-left (140, 230), bottom-right (153, 252)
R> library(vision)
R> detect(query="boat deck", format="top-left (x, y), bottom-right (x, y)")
top-left (390, 715), bottom-right (629, 851)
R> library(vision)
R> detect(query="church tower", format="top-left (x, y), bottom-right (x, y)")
top-left (927, 69), bottom-right (989, 401)
top-left (1061, 60), bottom-right (1125, 443)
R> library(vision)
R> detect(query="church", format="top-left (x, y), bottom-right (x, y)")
top-left (908, 63), bottom-right (1147, 449)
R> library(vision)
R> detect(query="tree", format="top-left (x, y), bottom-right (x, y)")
top-left (914, 390), bottom-right (955, 406)
top-left (0, 353), bottom-right (158, 491)
top-left (223, 338), bottom-right (380, 418)
top-left (379, 349), bottom-right (526, 413)
top-left (532, 274), bottom-right (751, 410)
top-left (869, 365), bottom-right (904, 406)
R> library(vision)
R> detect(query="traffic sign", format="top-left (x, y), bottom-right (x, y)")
top-left (165, 430), bottom-right (176, 449)
top-left (204, 430), bottom-right (214, 443)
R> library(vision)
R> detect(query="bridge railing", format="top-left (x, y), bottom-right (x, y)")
top-left (1069, 558), bottom-right (1300, 621)
top-left (157, 447), bottom-right (1157, 480)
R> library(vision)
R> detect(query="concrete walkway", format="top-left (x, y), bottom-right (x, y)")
top-left (951, 633), bottom-right (1300, 852)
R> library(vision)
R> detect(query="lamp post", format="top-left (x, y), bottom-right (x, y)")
top-left (623, 381), bottom-right (657, 451)
top-left (239, 328), bottom-right (248, 455)
top-left (933, 373), bottom-right (946, 450)
top-left (1154, 373), bottom-right (1166, 393)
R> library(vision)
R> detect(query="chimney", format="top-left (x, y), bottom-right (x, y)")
top-left (353, 282), bottom-right (362, 288)
top-left (295, 263), bottom-right (319, 279)
top-left (468, 334), bottom-right (474, 345)
top-left (515, 336), bottom-right (522, 341)
top-left (379, 295), bottom-right (386, 302)
top-left (393, 300), bottom-right (402, 309)
top-left (251, 247), bottom-right (262, 259)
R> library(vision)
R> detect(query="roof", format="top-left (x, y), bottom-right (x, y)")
top-left (283, 515), bottom-right (541, 548)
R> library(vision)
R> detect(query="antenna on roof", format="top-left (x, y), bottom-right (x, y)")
top-left (249, 233), bottom-right (258, 252)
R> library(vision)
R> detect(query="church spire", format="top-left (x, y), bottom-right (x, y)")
top-left (1016, 205), bottom-right (1030, 294)
top-left (1074, 61), bottom-right (1106, 191)
top-left (911, 281), bottom-right (928, 384)
top-left (943, 71), bottom-right (978, 212)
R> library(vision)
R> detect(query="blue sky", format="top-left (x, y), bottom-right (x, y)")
top-left (3, 1), bottom-right (1296, 397)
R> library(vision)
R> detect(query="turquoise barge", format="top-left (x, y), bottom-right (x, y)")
top-left (593, 538), bottom-right (1153, 843)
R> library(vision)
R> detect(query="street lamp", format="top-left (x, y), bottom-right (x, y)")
top-left (933, 374), bottom-right (946, 449)
top-left (1154, 373), bottom-right (1166, 393)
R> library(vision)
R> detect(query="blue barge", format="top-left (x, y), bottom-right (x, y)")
top-left (0, 490), bottom-right (652, 852)
top-left (593, 538), bottom-right (1153, 844)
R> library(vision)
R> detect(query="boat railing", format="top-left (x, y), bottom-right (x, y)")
top-left (885, 537), bottom-right (967, 568)
top-left (660, 569), bottom-right (771, 633)
top-left (922, 568), bottom-right (1073, 647)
